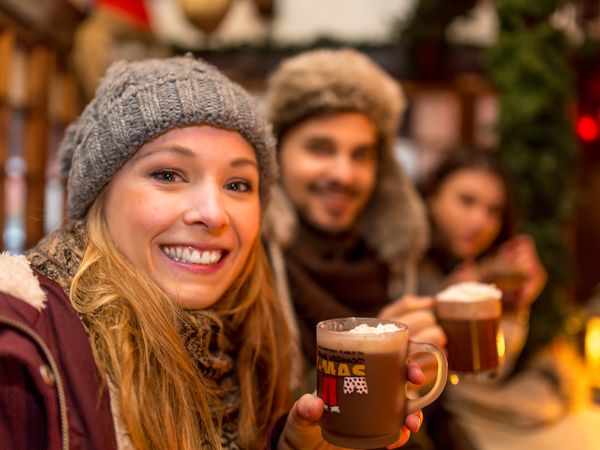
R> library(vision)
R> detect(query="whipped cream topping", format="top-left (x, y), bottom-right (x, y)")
top-left (436, 281), bottom-right (501, 303)
top-left (348, 323), bottom-right (402, 334)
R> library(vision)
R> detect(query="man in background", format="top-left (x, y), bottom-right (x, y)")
top-left (263, 48), bottom-right (445, 394)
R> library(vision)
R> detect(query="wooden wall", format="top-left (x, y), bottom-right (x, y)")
top-left (0, 4), bottom-right (82, 251)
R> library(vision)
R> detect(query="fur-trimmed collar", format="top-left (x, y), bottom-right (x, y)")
top-left (0, 252), bottom-right (47, 310)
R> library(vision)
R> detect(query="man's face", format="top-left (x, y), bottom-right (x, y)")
top-left (278, 112), bottom-right (378, 234)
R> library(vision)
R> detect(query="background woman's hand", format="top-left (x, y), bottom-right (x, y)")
top-left (494, 235), bottom-right (547, 308)
top-left (448, 235), bottom-right (547, 312)
top-left (278, 363), bottom-right (425, 450)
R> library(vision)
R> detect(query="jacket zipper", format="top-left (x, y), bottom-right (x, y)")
top-left (0, 316), bottom-right (70, 450)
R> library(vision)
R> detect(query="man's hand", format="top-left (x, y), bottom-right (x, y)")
top-left (379, 296), bottom-right (446, 384)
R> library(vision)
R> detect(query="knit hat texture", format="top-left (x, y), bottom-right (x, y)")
top-left (59, 55), bottom-right (277, 219)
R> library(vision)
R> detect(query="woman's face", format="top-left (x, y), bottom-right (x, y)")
top-left (428, 168), bottom-right (505, 259)
top-left (104, 125), bottom-right (261, 309)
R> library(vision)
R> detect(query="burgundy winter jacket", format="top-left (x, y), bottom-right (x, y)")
top-left (0, 258), bottom-right (117, 450)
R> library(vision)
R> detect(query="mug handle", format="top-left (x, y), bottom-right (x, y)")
top-left (406, 340), bottom-right (448, 413)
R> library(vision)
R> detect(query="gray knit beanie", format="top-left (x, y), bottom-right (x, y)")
top-left (59, 55), bottom-right (277, 219)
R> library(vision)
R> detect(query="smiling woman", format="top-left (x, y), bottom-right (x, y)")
top-left (0, 55), bottom-right (383, 450)
top-left (103, 126), bottom-right (261, 309)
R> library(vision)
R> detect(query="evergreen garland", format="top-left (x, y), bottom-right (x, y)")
top-left (397, 0), bottom-right (579, 358)
top-left (486, 0), bottom-right (579, 357)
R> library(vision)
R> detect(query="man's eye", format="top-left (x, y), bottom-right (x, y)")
top-left (352, 147), bottom-right (376, 162)
top-left (458, 193), bottom-right (476, 207)
top-left (225, 180), bottom-right (253, 193)
top-left (151, 169), bottom-right (181, 182)
top-left (306, 142), bottom-right (334, 156)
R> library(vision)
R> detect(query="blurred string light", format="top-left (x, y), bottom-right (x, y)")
top-left (577, 115), bottom-right (599, 142)
top-left (586, 316), bottom-right (600, 389)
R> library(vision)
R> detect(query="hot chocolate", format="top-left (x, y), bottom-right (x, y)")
top-left (316, 318), bottom-right (448, 448)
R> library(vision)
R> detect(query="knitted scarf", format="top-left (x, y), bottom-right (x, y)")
top-left (283, 219), bottom-right (391, 363)
top-left (26, 221), bottom-right (242, 449)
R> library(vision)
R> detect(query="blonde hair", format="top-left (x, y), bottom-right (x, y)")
top-left (70, 193), bottom-right (292, 449)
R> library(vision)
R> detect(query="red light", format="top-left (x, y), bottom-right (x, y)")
top-left (577, 116), bottom-right (599, 142)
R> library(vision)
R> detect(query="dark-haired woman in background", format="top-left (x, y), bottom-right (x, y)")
top-left (419, 147), bottom-right (546, 314)
top-left (418, 147), bottom-right (553, 450)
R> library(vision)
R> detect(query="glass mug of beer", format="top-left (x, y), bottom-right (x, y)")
top-left (435, 282), bottom-right (505, 380)
top-left (316, 317), bottom-right (448, 449)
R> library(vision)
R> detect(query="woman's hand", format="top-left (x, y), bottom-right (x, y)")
top-left (278, 363), bottom-right (425, 450)
top-left (494, 235), bottom-right (547, 308)
top-left (449, 235), bottom-right (547, 312)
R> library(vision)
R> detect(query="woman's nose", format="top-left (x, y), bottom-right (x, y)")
top-left (182, 184), bottom-right (229, 232)
top-left (469, 206), bottom-right (491, 231)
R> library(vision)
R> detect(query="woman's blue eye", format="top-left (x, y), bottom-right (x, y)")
top-left (151, 169), bottom-right (180, 182)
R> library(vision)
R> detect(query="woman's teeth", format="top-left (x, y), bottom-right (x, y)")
top-left (162, 246), bottom-right (222, 265)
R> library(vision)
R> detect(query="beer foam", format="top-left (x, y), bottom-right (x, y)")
top-left (435, 282), bottom-right (501, 319)
top-left (348, 323), bottom-right (402, 334)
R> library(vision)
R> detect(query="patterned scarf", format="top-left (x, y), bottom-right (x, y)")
top-left (26, 221), bottom-right (242, 449)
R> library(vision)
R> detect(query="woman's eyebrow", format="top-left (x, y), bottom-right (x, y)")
top-left (230, 158), bottom-right (258, 169)
top-left (132, 145), bottom-right (195, 161)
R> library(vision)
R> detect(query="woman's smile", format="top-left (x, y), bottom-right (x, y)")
top-left (161, 245), bottom-right (226, 265)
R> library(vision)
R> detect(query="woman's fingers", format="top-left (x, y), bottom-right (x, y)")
top-left (386, 427), bottom-right (411, 449)
top-left (405, 409), bottom-right (423, 433)
top-left (406, 361), bottom-right (425, 386)
top-left (292, 394), bottom-right (323, 423)
top-left (386, 410), bottom-right (423, 449)
top-left (279, 394), bottom-right (325, 450)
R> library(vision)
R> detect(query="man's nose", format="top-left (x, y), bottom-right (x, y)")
top-left (328, 155), bottom-right (356, 185)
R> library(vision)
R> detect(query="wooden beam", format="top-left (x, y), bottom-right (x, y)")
top-left (23, 45), bottom-right (54, 248)
top-left (0, 28), bottom-right (15, 249)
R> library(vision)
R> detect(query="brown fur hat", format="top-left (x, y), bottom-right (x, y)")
top-left (264, 48), bottom-right (429, 286)
top-left (266, 47), bottom-right (403, 159)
